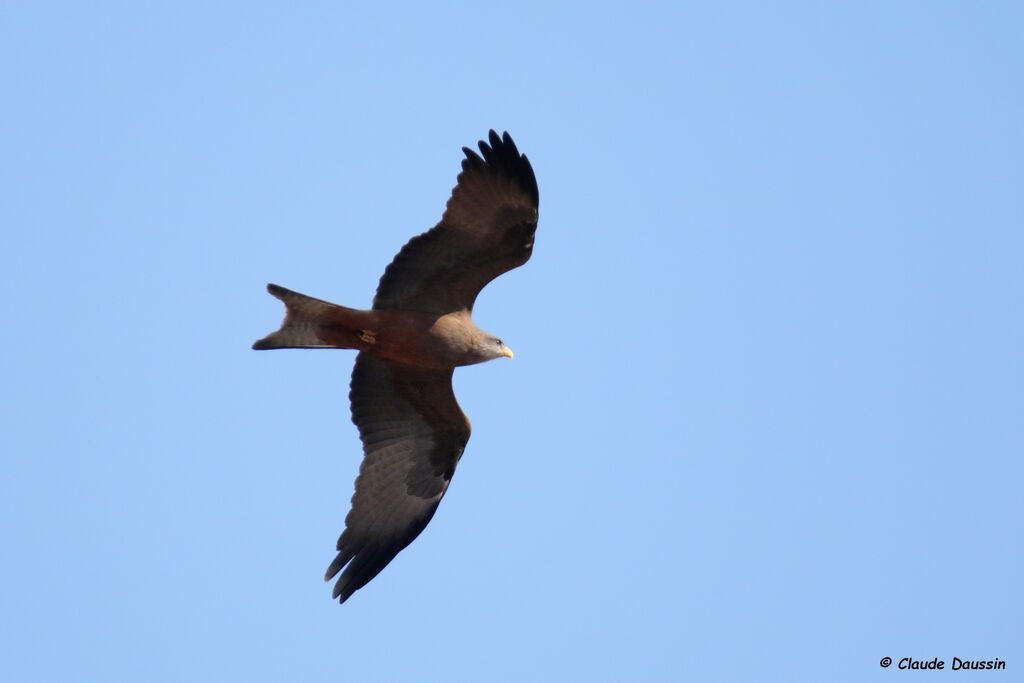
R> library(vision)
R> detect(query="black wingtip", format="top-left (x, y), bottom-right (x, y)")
top-left (466, 130), bottom-right (539, 207)
top-left (330, 571), bottom-right (357, 603)
top-left (461, 146), bottom-right (484, 167)
top-left (500, 130), bottom-right (520, 157)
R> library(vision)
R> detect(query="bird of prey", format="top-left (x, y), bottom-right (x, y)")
top-left (253, 131), bottom-right (539, 604)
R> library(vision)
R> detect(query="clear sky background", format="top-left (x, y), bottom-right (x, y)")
top-left (3, 3), bottom-right (1021, 681)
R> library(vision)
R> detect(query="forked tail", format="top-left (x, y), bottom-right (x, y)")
top-left (252, 284), bottom-right (359, 350)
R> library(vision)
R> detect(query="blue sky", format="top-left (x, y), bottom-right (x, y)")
top-left (2, 2), bottom-right (1021, 681)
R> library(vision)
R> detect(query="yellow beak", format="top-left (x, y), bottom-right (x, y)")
top-left (501, 346), bottom-right (514, 360)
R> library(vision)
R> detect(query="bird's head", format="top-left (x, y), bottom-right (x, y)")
top-left (481, 335), bottom-right (514, 362)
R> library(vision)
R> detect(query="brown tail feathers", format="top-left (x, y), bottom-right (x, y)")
top-left (252, 284), bottom-right (361, 350)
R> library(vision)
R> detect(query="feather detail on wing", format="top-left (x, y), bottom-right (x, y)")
top-left (373, 130), bottom-right (539, 314)
top-left (325, 353), bottom-right (471, 603)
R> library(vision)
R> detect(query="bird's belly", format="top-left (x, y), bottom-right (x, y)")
top-left (368, 311), bottom-right (473, 369)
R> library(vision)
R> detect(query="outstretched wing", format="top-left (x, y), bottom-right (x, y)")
top-left (325, 353), bottom-right (471, 603)
top-left (373, 130), bottom-right (540, 314)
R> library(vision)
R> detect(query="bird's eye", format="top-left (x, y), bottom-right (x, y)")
top-left (496, 339), bottom-right (503, 346)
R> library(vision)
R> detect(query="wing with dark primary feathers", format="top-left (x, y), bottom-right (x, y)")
top-left (373, 130), bottom-right (539, 314)
top-left (325, 353), bottom-right (471, 603)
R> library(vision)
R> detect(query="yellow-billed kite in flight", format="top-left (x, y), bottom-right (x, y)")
top-left (254, 131), bottom-right (539, 603)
